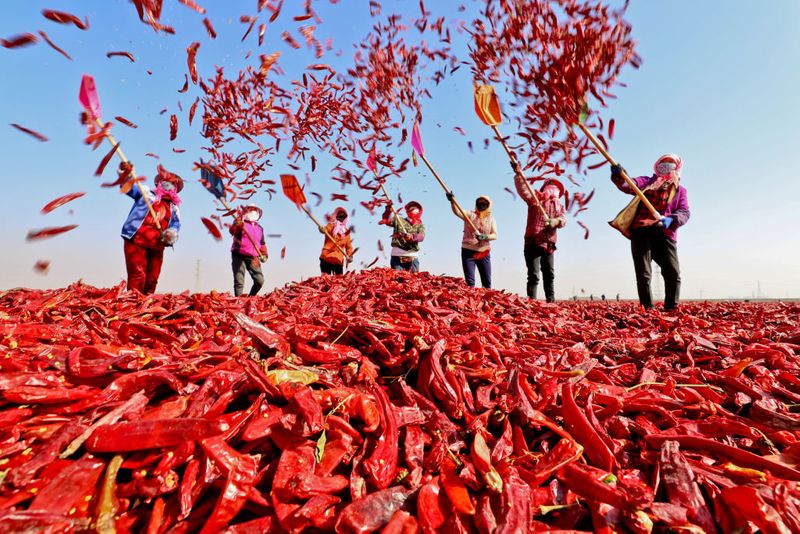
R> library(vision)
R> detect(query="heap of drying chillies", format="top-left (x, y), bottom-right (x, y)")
top-left (1, 269), bottom-right (800, 532)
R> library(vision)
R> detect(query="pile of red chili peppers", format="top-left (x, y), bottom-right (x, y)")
top-left (1, 270), bottom-right (800, 532)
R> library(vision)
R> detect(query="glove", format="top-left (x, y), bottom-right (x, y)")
top-left (610, 164), bottom-right (625, 179)
top-left (476, 234), bottom-right (489, 241)
top-left (160, 228), bottom-right (178, 245)
top-left (509, 160), bottom-right (522, 174)
top-left (445, 192), bottom-right (454, 202)
top-left (658, 216), bottom-right (674, 229)
top-left (546, 217), bottom-right (561, 228)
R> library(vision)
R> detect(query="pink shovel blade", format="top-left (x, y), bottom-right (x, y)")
top-left (411, 121), bottom-right (424, 156)
top-left (78, 74), bottom-right (102, 119)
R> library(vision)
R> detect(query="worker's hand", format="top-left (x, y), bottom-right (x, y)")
top-left (318, 226), bottom-right (325, 234)
top-left (657, 216), bottom-right (674, 229)
top-left (610, 164), bottom-right (625, 179)
top-left (510, 160), bottom-right (522, 175)
top-left (476, 234), bottom-right (489, 241)
top-left (160, 228), bottom-right (178, 245)
top-left (259, 255), bottom-right (268, 263)
top-left (445, 192), bottom-right (455, 202)
top-left (545, 217), bottom-right (559, 228)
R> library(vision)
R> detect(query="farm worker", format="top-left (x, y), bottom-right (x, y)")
top-left (319, 206), bottom-right (354, 275)
top-left (447, 193), bottom-right (497, 288)
top-left (380, 201), bottom-right (425, 272)
top-left (512, 164), bottom-right (567, 302)
top-left (609, 153), bottom-right (690, 311)
top-left (230, 203), bottom-right (268, 297)
top-left (120, 163), bottom-right (182, 294)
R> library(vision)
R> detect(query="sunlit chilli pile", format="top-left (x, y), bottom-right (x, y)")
top-left (1, 269), bottom-right (799, 532)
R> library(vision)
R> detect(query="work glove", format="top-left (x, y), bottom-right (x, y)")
top-left (546, 217), bottom-right (561, 228)
top-left (445, 192), bottom-right (455, 202)
top-left (476, 234), bottom-right (489, 241)
top-left (657, 216), bottom-right (674, 229)
top-left (610, 164), bottom-right (625, 179)
top-left (160, 228), bottom-right (178, 245)
top-left (509, 160), bottom-right (522, 175)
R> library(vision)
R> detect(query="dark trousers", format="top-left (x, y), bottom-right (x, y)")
top-left (232, 252), bottom-right (264, 297)
top-left (524, 241), bottom-right (555, 302)
top-left (461, 248), bottom-right (491, 288)
top-left (124, 239), bottom-right (164, 294)
top-left (320, 259), bottom-right (343, 275)
top-left (630, 227), bottom-right (681, 310)
top-left (390, 255), bottom-right (419, 272)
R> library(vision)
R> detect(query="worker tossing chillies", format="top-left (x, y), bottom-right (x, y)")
top-left (380, 201), bottom-right (425, 272)
top-left (609, 154), bottom-right (691, 311)
top-left (229, 203), bottom-right (268, 297)
top-left (318, 207), bottom-right (354, 275)
top-left (120, 162), bottom-right (183, 295)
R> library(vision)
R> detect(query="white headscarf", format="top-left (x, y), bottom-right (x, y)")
top-left (330, 207), bottom-right (350, 237)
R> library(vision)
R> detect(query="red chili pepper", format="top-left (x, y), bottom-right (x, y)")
top-left (86, 418), bottom-right (229, 452)
top-left (561, 381), bottom-right (615, 471)
top-left (440, 457), bottom-right (476, 515)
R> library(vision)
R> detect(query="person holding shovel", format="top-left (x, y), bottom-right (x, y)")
top-left (230, 203), bottom-right (268, 297)
top-left (120, 163), bottom-right (183, 294)
top-left (448, 194), bottom-right (498, 288)
top-left (610, 154), bottom-right (690, 311)
top-left (319, 207), bottom-right (354, 275)
top-left (380, 201), bottom-right (425, 272)
top-left (512, 166), bottom-right (567, 302)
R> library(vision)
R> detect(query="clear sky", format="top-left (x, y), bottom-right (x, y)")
top-left (2, 1), bottom-right (799, 299)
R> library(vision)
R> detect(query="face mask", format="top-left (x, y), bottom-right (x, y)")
top-left (656, 162), bottom-right (677, 176)
top-left (244, 211), bottom-right (258, 222)
top-left (476, 203), bottom-right (489, 212)
top-left (159, 181), bottom-right (175, 192)
top-left (543, 185), bottom-right (559, 198)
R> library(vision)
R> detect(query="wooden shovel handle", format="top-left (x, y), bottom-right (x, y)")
top-left (488, 125), bottom-right (549, 220)
top-left (300, 204), bottom-right (349, 261)
top-left (94, 118), bottom-right (163, 231)
top-left (418, 153), bottom-right (481, 235)
top-left (576, 122), bottom-right (661, 220)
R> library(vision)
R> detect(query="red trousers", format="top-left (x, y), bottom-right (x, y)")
top-left (124, 239), bottom-right (164, 294)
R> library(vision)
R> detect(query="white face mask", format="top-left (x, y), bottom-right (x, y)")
top-left (244, 211), bottom-right (258, 222)
top-left (543, 185), bottom-right (559, 198)
top-left (656, 162), bottom-right (677, 176)
top-left (160, 181), bottom-right (176, 192)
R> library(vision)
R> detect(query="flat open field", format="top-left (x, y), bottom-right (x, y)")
top-left (1, 269), bottom-right (799, 532)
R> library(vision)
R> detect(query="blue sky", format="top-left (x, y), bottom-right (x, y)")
top-left (2, 1), bottom-right (799, 299)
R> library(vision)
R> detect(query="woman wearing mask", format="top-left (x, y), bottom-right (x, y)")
top-left (319, 207), bottom-right (354, 275)
top-left (380, 201), bottom-right (425, 272)
top-left (230, 203), bottom-right (268, 297)
top-left (609, 154), bottom-right (690, 311)
top-left (512, 165), bottom-right (567, 302)
top-left (447, 194), bottom-right (497, 288)
top-left (120, 163), bottom-right (183, 294)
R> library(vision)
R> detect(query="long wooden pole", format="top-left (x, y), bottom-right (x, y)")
top-left (299, 204), bottom-right (350, 271)
top-left (218, 198), bottom-right (265, 260)
top-left (488, 125), bottom-right (549, 220)
top-left (94, 118), bottom-right (162, 230)
top-left (576, 122), bottom-right (661, 220)
top-left (417, 153), bottom-right (480, 235)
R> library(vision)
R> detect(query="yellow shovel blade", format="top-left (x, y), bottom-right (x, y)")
top-left (474, 84), bottom-right (503, 127)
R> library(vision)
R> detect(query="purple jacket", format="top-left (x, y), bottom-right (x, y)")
top-left (612, 175), bottom-right (690, 241)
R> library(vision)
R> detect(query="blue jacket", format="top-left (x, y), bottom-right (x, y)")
top-left (121, 185), bottom-right (181, 241)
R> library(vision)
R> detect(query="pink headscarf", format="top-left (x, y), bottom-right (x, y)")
top-left (154, 184), bottom-right (182, 206)
top-left (652, 153), bottom-right (683, 190)
top-left (330, 207), bottom-right (350, 237)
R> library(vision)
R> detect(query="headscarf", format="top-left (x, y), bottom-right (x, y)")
top-left (652, 154), bottom-right (683, 190)
top-left (154, 183), bottom-right (181, 206)
top-left (404, 201), bottom-right (423, 226)
top-left (474, 195), bottom-right (492, 219)
top-left (330, 207), bottom-right (350, 237)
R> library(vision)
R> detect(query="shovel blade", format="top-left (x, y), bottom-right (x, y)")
top-left (411, 121), bottom-right (425, 156)
top-left (79, 74), bottom-right (102, 119)
top-left (280, 174), bottom-right (307, 208)
top-left (474, 85), bottom-right (503, 127)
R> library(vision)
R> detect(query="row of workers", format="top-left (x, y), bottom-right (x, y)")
top-left (117, 153), bottom-right (690, 310)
